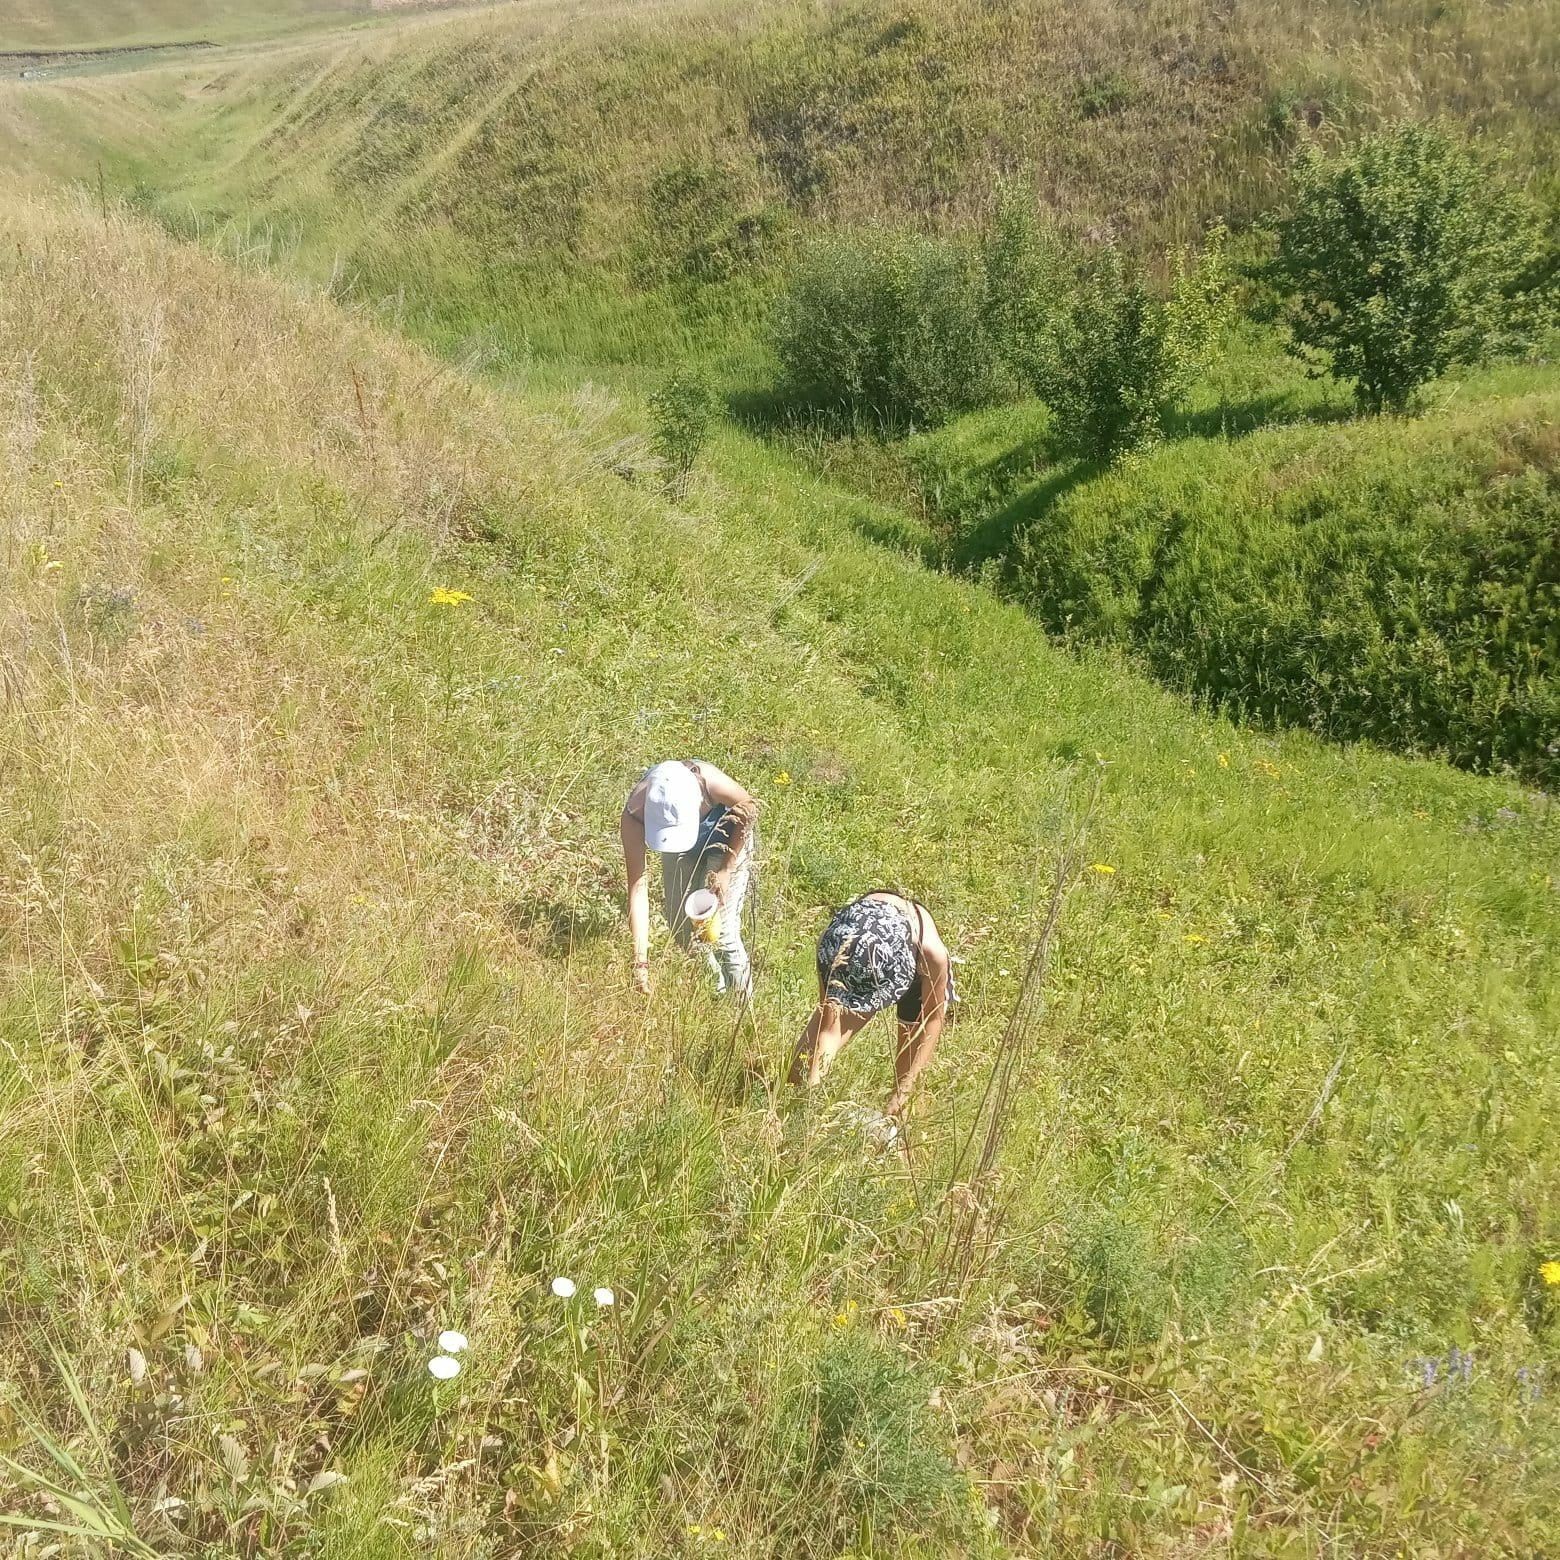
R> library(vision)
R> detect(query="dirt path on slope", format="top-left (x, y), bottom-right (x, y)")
top-left (3, 41), bottom-right (217, 78)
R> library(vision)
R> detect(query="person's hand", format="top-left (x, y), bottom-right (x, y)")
top-left (631, 960), bottom-right (651, 995)
top-left (707, 869), bottom-right (731, 905)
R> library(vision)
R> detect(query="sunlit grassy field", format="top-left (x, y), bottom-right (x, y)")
top-left (2, 181), bottom-right (1557, 1556)
top-left (1, 0), bottom-right (1558, 1551)
top-left (0, 0), bottom-right (464, 53)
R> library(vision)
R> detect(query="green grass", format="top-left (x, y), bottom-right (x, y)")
top-left (0, 0), bottom-right (428, 52)
top-left (2, 181), bottom-right (1558, 1556)
top-left (1, 0), bottom-right (1559, 1550)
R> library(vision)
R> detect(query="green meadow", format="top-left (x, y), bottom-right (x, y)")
top-left (1, 0), bottom-right (1557, 1553)
top-left (0, 1), bottom-right (416, 53)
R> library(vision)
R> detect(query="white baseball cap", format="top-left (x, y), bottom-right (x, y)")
top-left (643, 761), bottom-right (701, 854)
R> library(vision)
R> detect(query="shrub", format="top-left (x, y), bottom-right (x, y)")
top-left (1267, 123), bottom-right (1553, 412)
top-left (1038, 230), bottom-right (1230, 460)
top-left (981, 193), bottom-right (1065, 394)
top-left (1013, 411), bottom-right (1560, 782)
top-left (773, 229), bottom-right (1001, 430)
top-left (650, 367), bottom-right (718, 495)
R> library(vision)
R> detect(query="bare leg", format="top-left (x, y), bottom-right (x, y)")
top-left (790, 998), bottom-right (872, 1089)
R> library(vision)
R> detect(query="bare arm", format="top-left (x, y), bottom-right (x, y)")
top-left (620, 802), bottom-right (651, 991)
top-left (694, 761), bottom-right (754, 810)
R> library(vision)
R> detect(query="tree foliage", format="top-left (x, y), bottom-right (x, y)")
top-left (1268, 123), bottom-right (1553, 412)
top-left (1037, 230), bottom-right (1231, 460)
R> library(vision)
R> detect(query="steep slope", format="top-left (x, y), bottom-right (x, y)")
top-left (6, 0), bottom-right (1555, 371)
top-left (2, 191), bottom-right (1557, 1554)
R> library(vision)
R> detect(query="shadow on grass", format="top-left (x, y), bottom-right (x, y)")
top-left (944, 450), bottom-right (1106, 573)
top-left (729, 384), bottom-right (1358, 582)
top-left (943, 395), bottom-right (1357, 571)
top-left (505, 894), bottom-right (613, 959)
top-left (727, 383), bottom-right (907, 442)
top-left (846, 507), bottom-right (942, 567)
top-left (1163, 392), bottom-right (1353, 441)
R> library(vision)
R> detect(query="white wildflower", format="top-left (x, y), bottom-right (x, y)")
top-left (438, 1330), bottom-right (469, 1354)
top-left (428, 1355), bottom-right (461, 1380)
top-left (593, 1287), bottom-right (615, 1308)
top-left (551, 1276), bottom-right (577, 1299)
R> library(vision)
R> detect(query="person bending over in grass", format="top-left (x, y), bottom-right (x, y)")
top-left (791, 892), bottom-right (953, 1119)
top-left (621, 759), bottom-right (758, 999)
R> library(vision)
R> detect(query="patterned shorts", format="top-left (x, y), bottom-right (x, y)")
top-left (816, 897), bottom-right (918, 1017)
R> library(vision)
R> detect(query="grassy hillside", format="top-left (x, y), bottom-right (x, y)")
top-left (0, 1), bottom-right (355, 51)
top-left (2, 184), bottom-right (1559, 1555)
top-left (1, 0), bottom-right (1558, 1549)
top-left (897, 345), bottom-right (1560, 783)
top-left (7, 0), bottom-right (1554, 376)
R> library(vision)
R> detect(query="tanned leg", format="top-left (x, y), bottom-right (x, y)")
top-left (791, 999), bottom-right (871, 1089)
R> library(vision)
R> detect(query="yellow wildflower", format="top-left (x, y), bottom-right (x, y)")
top-left (1184, 933), bottom-right (1207, 945)
top-left (775, 771), bottom-right (792, 786)
top-left (1540, 1259), bottom-right (1560, 1287)
top-left (1088, 863), bottom-right (1116, 875)
top-left (833, 1299), bottom-right (859, 1328)
top-left (428, 587), bottom-right (473, 607)
top-left (888, 1307), bottom-right (908, 1330)
top-left (1217, 752), bottom-right (1231, 769)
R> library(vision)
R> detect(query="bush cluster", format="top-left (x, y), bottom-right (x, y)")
top-left (773, 212), bottom-right (1229, 442)
top-left (1013, 425), bottom-right (1560, 782)
top-left (773, 228), bottom-right (1001, 430)
top-left (773, 123), bottom-right (1552, 444)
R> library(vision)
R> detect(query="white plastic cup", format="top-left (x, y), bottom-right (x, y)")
top-left (683, 888), bottom-right (721, 945)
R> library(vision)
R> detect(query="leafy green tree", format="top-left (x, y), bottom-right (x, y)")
top-left (650, 368), bottom-right (718, 496)
top-left (1268, 123), bottom-right (1553, 412)
top-left (1040, 231), bottom-right (1230, 461)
